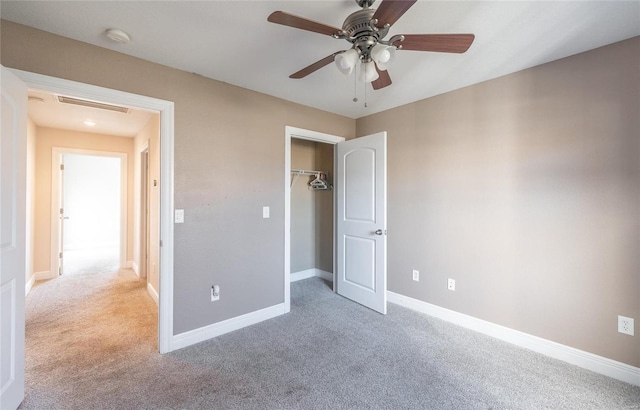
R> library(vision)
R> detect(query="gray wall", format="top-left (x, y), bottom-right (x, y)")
top-left (314, 143), bottom-right (334, 273)
top-left (291, 140), bottom-right (316, 273)
top-left (4, 20), bottom-right (638, 368)
top-left (290, 139), bottom-right (334, 273)
top-left (357, 37), bottom-right (640, 367)
top-left (0, 21), bottom-right (355, 334)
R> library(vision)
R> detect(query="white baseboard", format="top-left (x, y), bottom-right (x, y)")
top-left (387, 291), bottom-right (640, 387)
top-left (130, 261), bottom-right (139, 277)
top-left (147, 283), bottom-right (159, 306)
top-left (291, 268), bottom-right (333, 282)
top-left (171, 303), bottom-right (285, 351)
top-left (25, 274), bottom-right (36, 296)
top-left (316, 269), bottom-right (333, 282)
top-left (34, 270), bottom-right (56, 281)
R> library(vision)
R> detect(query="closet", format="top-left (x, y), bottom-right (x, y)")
top-left (290, 139), bottom-right (334, 282)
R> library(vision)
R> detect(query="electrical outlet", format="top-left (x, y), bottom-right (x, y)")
top-left (618, 315), bottom-right (634, 336)
top-left (412, 270), bottom-right (419, 282)
top-left (211, 285), bottom-right (220, 302)
top-left (447, 278), bottom-right (455, 291)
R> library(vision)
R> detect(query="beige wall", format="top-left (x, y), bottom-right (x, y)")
top-left (290, 140), bottom-right (334, 274)
top-left (0, 20), bottom-right (355, 334)
top-left (357, 37), bottom-right (640, 367)
top-left (133, 114), bottom-right (160, 296)
top-left (33, 126), bottom-right (135, 274)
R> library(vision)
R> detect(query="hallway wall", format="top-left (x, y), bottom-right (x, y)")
top-left (133, 115), bottom-right (160, 297)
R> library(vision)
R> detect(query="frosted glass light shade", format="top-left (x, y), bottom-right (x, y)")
top-left (370, 44), bottom-right (395, 71)
top-left (358, 61), bottom-right (379, 83)
top-left (335, 49), bottom-right (359, 75)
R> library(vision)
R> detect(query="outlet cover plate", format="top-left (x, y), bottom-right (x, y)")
top-left (618, 315), bottom-right (634, 336)
top-left (211, 285), bottom-right (220, 302)
top-left (412, 270), bottom-right (419, 282)
top-left (448, 278), bottom-right (455, 291)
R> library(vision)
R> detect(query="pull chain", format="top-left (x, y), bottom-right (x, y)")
top-left (352, 64), bottom-right (358, 103)
top-left (364, 78), bottom-right (368, 108)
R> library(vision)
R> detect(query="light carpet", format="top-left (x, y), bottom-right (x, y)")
top-left (21, 272), bottom-right (640, 409)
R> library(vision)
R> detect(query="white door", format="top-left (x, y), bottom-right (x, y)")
top-left (1, 67), bottom-right (27, 409)
top-left (60, 154), bottom-right (121, 276)
top-left (58, 155), bottom-right (65, 275)
top-left (336, 132), bottom-right (387, 314)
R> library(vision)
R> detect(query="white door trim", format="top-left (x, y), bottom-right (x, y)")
top-left (50, 149), bottom-right (127, 276)
top-left (284, 126), bottom-right (345, 313)
top-left (11, 69), bottom-right (176, 354)
top-left (138, 141), bottom-right (150, 280)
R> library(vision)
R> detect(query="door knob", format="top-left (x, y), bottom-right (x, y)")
top-left (374, 229), bottom-right (383, 235)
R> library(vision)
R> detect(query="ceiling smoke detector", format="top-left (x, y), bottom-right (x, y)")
top-left (105, 29), bottom-right (130, 44)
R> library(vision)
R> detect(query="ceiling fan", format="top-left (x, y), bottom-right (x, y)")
top-left (268, 0), bottom-right (475, 90)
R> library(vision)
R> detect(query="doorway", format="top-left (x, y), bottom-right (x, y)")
top-left (56, 151), bottom-right (126, 276)
top-left (289, 139), bottom-right (335, 282)
top-left (284, 126), bottom-right (389, 315)
top-left (13, 68), bottom-right (175, 353)
top-left (284, 127), bottom-right (344, 313)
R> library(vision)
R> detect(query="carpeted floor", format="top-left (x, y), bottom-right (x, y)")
top-left (61, 246), bottom-right (120, 276)
top-left (21, 272), bottom-right (640, 409)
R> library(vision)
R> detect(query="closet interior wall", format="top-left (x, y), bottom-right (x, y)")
top-left (290, 139), bottom-right (334, 277)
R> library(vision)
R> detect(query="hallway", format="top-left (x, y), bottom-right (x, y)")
top-left (23, 269), bottom-right (157, 407)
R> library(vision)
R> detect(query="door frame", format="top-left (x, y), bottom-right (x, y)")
top-left (50, 149), bottom-right (127, 276)
top-left (11, 68), bottom-right (176, 354)
top-left (139, 143), bottom-right (150, 281)
top-left (284, 126), bottom-right (344, 313)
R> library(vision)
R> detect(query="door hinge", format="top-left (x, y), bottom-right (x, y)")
top-left (159, 240), bottom-right (163, 247)
top-left (59, 252), bottom-right (63, 259)
top-left (60, 164), bottom-right (64, 171)
top-left (60, 208), bottom-right (64, 215)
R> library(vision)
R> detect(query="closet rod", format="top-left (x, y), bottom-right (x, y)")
top-left (290, 169), bottom-right (328, 188)
top-left (291, 169), bottom-right (324, 176)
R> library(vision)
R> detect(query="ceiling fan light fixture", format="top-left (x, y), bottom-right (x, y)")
top-left (359, 61), bottom-right (379, 83)
top-left (335, 49), bottom-right (359, 75)
top-left (371, 44), bottom-right (395, 71)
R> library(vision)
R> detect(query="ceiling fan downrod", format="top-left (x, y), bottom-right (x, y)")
top-left (355, 0), bottom-right (376, 8)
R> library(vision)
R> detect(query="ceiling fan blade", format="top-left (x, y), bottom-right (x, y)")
top-left (290, 52), bottom-right (343, 79)
top-left (268, 11), bottom-right (342, 37)
top-left (372, 0), bottom-right (417, 28)
top-left (372, 67), bottom-right (392, 90)
top-left (394, 34), bottom-right (475, 53)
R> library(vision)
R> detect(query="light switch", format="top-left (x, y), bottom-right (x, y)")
top-left (262, 206), bottom-right (270, 219)
top-left (175, 209), bottom-right (184, 223)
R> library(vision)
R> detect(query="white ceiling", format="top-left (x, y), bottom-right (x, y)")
top-left (27, 90), bottom-right (154, 137)
top-left (2, 1), bottom-right (639, 120)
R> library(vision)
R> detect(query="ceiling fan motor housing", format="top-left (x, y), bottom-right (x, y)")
top-left (341, 8), bottom-right (389, 62)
